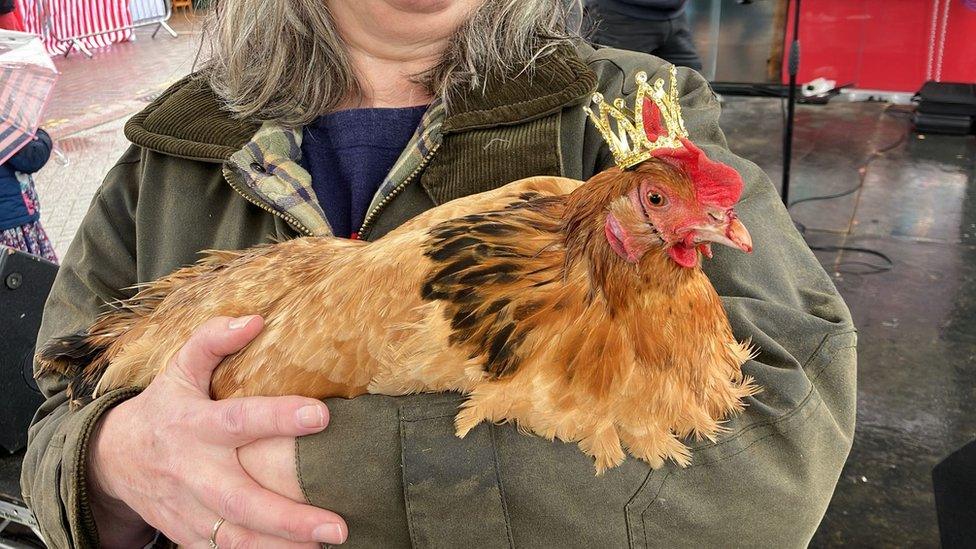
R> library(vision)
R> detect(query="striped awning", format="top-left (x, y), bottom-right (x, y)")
top-left (15, 0), bottom-right (134, 56)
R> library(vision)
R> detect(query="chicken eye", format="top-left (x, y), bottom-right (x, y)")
top-left (647, 192), bottom-right (667, 207)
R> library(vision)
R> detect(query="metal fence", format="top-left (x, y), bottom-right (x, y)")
top-left (41, 0), bottom-right (178, 58)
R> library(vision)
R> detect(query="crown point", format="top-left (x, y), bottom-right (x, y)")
top-left (583, 66), bottom-right (690, 171)
top-left (652, 80), bottom-right (666, 100)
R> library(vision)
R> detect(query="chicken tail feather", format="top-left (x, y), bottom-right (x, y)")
top-left (35, 325), bottom-right (118, 404)
top-left (35, 246), bottom-right (269, 404)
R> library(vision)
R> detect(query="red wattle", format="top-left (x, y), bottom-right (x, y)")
top-left (667, 244), bottom-right (699, 268)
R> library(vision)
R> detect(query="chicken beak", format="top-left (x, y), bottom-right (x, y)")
top-left (725, 218), bottom-right (753, 253)
top-left (692, 216), bottom-right (753, 254)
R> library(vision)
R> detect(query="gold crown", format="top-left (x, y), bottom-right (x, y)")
top-left (583, 65), bottom-right (689, 170)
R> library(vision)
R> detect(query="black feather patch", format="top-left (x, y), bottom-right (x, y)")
top-left (421, 196), bottom-right (566, 378)
top-left (36, 330), bottom-right (107, 402)
top-left (37, 330), bottom-right (99, 365)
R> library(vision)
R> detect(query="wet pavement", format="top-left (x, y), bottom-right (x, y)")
top-left (34, 118), bottom-right (131, 258)
top-left (17, 16), bottom-right (976, 546)
top-left (721, 97), bottom-right (976, 548)
top-left (33, 11), bottom-right (204, 257)
top-left (42, 10), bottom-right (206, 138)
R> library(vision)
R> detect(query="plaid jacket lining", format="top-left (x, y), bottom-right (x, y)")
top-left (226, 100), bottom-right (446, 238)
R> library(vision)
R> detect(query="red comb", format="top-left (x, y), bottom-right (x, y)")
top-left (641, 97), bottom-right (744, 208)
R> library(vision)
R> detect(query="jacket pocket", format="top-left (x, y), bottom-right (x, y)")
top-left (399, 394), bottom-right (514, 549)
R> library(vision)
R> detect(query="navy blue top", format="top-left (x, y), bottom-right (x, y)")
top-left (301, 106), bottom-right (427, 238)
top-left (1, 128), bottom-right (52, 230)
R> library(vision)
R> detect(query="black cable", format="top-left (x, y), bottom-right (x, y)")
top-left (786, 105), bottom-right (909, 275)
top-left (795, 217), bottom-right (895, 275)
top-left (781, 0), bottom-right (801, 205)
top-left (711, 83), bottom-right (790, 97)
top-left (787, 126), bottom-right (907, 209)
top-left (716, 2), bottom-right (901, 275)
top-left (808, 245), bottom-right (894, 275)
top-left (883, 106), bottom-right (916, 120)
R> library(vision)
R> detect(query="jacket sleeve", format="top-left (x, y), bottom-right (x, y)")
top-left (7, 129), bottom-right (53, 174)
top-left (21, 147), bottom-right (145, 549)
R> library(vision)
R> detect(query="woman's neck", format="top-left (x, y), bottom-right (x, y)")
top-left (344, 47), bottom-right (440, 109)
top-left (327, 1), bottom-right (476, 109)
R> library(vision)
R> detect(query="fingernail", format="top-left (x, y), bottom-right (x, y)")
top-left (313, 523), bottom-right (346, 544)
top-left (228, 316), bottom-right (254, 330)
top-left (296, 404), bottom-right (326, 429)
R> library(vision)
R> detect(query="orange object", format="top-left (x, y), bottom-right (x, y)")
top-left (38, 67), bottom-right (759, 474)
top-left (37, 69), bottom-right (759, 473)
top-left (37, 166), bottom-right (756, 473)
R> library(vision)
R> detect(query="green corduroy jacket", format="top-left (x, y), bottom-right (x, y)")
top-left (22, 43), bottom-right (856, 548)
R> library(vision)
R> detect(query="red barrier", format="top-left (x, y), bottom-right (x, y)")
top-left (782, 0), bottom-right (976, 92)
top-left (15, 0), bottom-right (132, 55)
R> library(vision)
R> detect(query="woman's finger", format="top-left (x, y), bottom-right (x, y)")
top-left (165, 315), bottom-right (265, 394)
top-left (237, 436), bottom-right (307, 502)
top-left (153, 493), bottom-right (323, 549)
top-left (190, 467), bottom-right (346, 545)
top-left (201, 396), bottom-right (329, 446)
top-left (209, 518), bottom-right (322, 549)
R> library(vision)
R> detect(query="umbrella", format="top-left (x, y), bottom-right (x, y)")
top-left (0, 29), bottom-right (58, 165)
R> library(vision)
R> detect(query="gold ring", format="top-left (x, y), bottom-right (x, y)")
top-left (210, 516), bottom-right (226, 549)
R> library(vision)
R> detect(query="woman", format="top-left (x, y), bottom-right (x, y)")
top-left (23, 1), bottom-right (856, 548)
top-left (1, 128), bottom-right (57, 262)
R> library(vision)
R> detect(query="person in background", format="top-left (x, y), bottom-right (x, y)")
top-left (0, 128), bottom-right (58, 263)
top-left (586, 0), bottom-right (702, 70)
top-left (0, 0), bottom-right (26, 32)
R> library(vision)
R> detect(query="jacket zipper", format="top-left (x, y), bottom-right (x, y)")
top-left (222, 165), bottom-right (314, 237)
top-left (357, 142), bottom-right (442, 240)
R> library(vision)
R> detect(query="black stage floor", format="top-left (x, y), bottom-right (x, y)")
top-left (720, 96), bottom-right (975, 548)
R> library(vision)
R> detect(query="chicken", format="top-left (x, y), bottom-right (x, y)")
top-left (38, 68), bottom-right (760, 472)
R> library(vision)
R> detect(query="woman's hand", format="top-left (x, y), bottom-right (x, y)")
top-left (237, 437), bottom-right (306, 503)
top-left (87, 315), bottom-right (348, 548)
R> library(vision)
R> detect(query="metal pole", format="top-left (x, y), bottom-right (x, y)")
top-left (782, 0), bottom-right (801, 206)
top-left (705, 0), bottom-right (721, 82)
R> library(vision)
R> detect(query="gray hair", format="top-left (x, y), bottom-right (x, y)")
top-left (203, 1), bottom-right (583, 127)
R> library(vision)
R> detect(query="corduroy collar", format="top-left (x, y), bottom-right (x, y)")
top-left (124, 44), bottom-right (597, 163)
top-left (441, 45), bottom-right (597, 133)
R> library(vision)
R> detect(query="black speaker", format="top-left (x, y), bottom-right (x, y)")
top-left (916, 82), bottom-right (976, 117)
top-left (0, 246), bottom-right (58, 454)
top-left (914, 81), bottom-right (976, 135)
top-left (933, 440), bottom-right (976, 548)
top-left (913, 112), bottom-right (974, 136)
